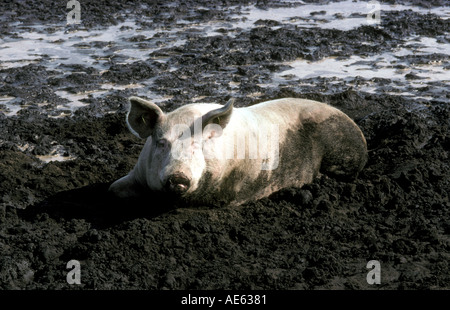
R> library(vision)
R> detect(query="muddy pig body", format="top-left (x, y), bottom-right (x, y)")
top-left (109, 97), bottom-right (367, 206)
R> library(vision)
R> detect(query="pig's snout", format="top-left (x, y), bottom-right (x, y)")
top-left (165, 173), bottom-right (191, 195)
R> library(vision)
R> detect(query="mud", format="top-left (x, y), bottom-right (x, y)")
top-left (0, 0), bottom-right (449, 289)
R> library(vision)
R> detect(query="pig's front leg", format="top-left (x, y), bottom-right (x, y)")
top-left (109, 172), bottom-right (143, 199)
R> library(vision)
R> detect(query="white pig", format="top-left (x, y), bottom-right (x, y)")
top-left (109, 97), bottom-right (367, 206)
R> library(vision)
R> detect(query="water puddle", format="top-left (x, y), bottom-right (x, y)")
top-left (272, 36), bottom-right (449, 99)
top-left (234, 0), bottom-right (449, 31)
top-left (0, 1), bottom-right (448, 119)
top-left (34, 144), bottom-right (77, 163)
top-left (0, 95), bottom-right (21, 116)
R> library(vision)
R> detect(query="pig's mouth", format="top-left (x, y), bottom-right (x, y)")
top-left (164, 173), bottom-right (191, 196)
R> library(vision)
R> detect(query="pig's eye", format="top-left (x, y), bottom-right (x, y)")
top-left (156, 139), bottom-right (168, 148)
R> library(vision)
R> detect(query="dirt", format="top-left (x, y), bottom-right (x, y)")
top-left (0, 0), bottom-right (449, 290)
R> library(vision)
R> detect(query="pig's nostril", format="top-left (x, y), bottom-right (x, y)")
top-left (166, 174), bottom-right (191, 194)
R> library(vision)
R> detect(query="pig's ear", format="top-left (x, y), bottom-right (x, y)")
top-left (127, 96), bottom-right (165, 139)
top-left (202, 98), bottom-right (234, 130)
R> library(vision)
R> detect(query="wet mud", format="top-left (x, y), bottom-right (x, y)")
top-left (0, 0), bottom-right (449, 289)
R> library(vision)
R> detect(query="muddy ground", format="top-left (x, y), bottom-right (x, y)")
top-left (0, 0), bottom-right (449, 290)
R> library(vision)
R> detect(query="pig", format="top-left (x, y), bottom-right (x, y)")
top-left (109, 97), bottom-right (367, 206)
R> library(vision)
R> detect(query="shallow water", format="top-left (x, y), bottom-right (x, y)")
top-left (273, 41), bottom-right (450, 99)
top-left (0, 1), bottom-right (448, 118)
top-left (236, 1), bottom-right (449, 31)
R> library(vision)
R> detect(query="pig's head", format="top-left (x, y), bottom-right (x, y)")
top-left (126, 96), bottom-right (234, 196)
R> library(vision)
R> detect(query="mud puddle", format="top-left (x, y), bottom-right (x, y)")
top-left (1, 1), bottom-right (448, 117)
